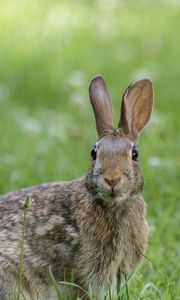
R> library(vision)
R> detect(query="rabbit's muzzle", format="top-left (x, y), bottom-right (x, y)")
top-left (102, 170), bottom-right (133, 198)
top-left (104, 177), bottom-right (121, 189)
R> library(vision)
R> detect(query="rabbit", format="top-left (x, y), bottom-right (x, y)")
top-left (0, 76), bottom-right (153, 300)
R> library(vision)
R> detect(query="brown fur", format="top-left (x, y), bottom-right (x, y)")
top-left (0, 76), bottom-right (153, 299)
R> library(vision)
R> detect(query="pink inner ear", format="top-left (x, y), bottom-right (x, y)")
top-left (131, 95), bottom-right (152, 137)
top-left (121, 80), bottom-right (153, 140)
top-left (123, 88), bottom-right (140, 135)
top-left (118, 79), bottom-right (153, 140)
top-left (132, 99), bottom-right (144, 126)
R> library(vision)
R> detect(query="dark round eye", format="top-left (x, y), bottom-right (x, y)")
top-left (132, 146), bottom-right (138, 161)
top-left (91, 145), bottom-right (97, 161)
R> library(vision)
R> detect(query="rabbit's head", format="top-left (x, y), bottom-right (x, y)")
top-left (86, 76), bottom-right (153, 202)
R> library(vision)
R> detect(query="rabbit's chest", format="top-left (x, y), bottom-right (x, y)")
top-left (80, 197), bottom-right (148, 296)
top-left (91, 214), bottom-right (147, 291)
top-left (88, 220), bottom-right (144, 299)
top-left (106, 215), bottom-right (147, 271)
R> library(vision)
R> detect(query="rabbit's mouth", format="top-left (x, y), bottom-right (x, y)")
top-left (102, 187), bottom-right (130, 201)
top-left (102, 177), bottom-right (130, 199)
top-left (99, 190), bottom-right (130, 205)
top-left (110, 189), bottom-right (118, 198)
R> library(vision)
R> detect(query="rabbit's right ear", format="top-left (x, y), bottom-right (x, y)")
top-left (118, 79), bottom-right (153, 142)
top-left (89, 76), bottom-right (113, 138)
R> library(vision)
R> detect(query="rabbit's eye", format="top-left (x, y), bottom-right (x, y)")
top-left (91, 145), bottom-right (97, 161)
top-left (132, 146), bottom-right (138, 161)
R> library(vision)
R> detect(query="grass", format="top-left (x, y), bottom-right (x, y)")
top-left (17, 197), bottom-right (30, 300)
top-left (0, 0), bottom-right (179, 299)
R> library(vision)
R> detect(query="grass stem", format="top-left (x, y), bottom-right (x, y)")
top-left (17, 196), bottom-right (30, 300)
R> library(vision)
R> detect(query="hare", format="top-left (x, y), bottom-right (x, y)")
top-left (0, 76), bottom-right (153, 300)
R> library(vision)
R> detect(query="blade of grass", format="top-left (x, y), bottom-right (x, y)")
top-left (49, 267), bottom-right (63, 300)
top-left (124, 273), bottom-right (130, 300)
top-left (63, 271), bottom-right (67, 300)
top-left (117, 270), bottom-right (134, 299)
top-left (108, 286), bottom-right (112, 300)
top-left (17, 196), bottom-right (30, 300)
top-left (168, 284), bottom-right (174, 300)
top-left (69, 271), bottom-right (74, 300)
top-left (140, 282), bottom-right (163, 299)
top-left (58, 281), bottom-right (89, 298)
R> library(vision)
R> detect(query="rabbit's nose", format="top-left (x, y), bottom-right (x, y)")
top-left (104, 177), bottom-right (121, 188)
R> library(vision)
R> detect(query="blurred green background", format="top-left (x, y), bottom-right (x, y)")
top-left (0, 0), bottom-right (179, 298)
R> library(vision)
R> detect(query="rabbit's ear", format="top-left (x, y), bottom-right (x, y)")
top-left (118, 79), bottom-right (153, 141)
top-left (89, 76), bottom-right (113, 138)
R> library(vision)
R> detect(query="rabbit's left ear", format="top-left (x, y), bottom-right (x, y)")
top-left (118, 79), bottom-right (153, 142)
top-left (89, 76), bottom-right (113, 138)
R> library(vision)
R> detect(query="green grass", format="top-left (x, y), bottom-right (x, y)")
top-left (0, 0), bottom-right (180, 299)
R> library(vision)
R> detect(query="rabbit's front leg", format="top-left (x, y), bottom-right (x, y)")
top-left (0, 279), bottom-right (7, 300)
top-left (0, 276), bottom-right (17, 300)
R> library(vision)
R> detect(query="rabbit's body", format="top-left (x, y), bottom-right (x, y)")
top-left (0, 76), bottom-right (153, 299)
top-left (0, 175), bottom-right (148, 299)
